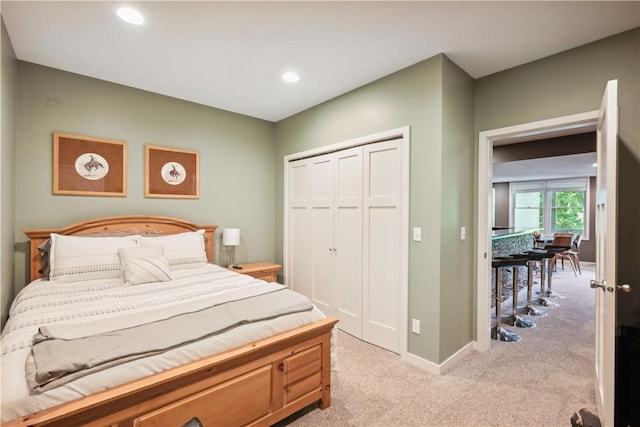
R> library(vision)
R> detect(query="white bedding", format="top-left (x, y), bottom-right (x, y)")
top-left (1, 263), bottom-right (332, 422)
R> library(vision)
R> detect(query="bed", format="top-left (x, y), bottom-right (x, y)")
top-left (1, 215), bottom-right (337, 427)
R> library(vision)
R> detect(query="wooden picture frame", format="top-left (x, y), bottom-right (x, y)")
top-left (145, 145), bottom-right (199, 199)
top-left (53, 132), bottom-right (127, 197)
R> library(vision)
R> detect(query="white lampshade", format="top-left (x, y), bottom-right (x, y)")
top-left (223, 228), bottom-right (240, 246)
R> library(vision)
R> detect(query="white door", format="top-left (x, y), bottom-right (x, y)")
top-left (288, 149), bottom-right (363, 326)
top-left (287, 154), bottom-right (335, 317)
top-left (309, 154), bottom-right (336, 318)
top-left (334, 147), bottom-right (364, 337)
top-left (592, 79), bottom-right (618, 427)
top-left (362, 140), bottom-right (402, 353)
top-left (288, 159), bottom-right (313, 300)
top-left (285, 127), bottom-right (409, 357)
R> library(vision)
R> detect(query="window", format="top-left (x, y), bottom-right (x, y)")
top-left (511, 178), bottom-right (589, 238)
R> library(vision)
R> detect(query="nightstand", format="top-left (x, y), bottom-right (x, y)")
top-left (227, 262), bottom-right (282, 282)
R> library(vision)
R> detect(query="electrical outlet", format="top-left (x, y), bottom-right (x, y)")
top-left (413, 227), bottom-right (422, 242)
top-left (460, 226), bottom-right (466, 240)
top-left (412, 319), bottom-right (421, 334)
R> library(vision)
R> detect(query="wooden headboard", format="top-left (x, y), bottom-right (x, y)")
top-left (23, 215), bottom-right (218, 281)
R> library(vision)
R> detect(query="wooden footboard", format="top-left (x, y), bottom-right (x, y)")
top-left (3, 317), bottom-right (338, 427)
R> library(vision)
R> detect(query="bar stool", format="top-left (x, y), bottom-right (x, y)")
top-left (491, 256), bottom-right (522, 342)
top-left (500, 255), bottom-right (535, 329)
top-left (516, 251), bottom-right (547, 317)
top-left (532, 249), bottom-right (559, 308)
top-left (543, 245), bottom-right (569, 299)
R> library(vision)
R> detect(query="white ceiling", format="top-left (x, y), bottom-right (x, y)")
top-left (2, 1), bottom-right (639, 122)
top-left (492, 152), bottom-right (597, 183)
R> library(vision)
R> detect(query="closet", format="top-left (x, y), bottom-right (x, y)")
top-left (286, 137), bottom-right (405, 353)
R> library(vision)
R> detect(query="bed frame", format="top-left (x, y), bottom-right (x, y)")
top-left (7, 215), bottom-right (337, 427)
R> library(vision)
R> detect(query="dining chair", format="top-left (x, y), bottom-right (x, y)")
top-left (559, 234), bottom-right (582, 276)
top-left (546, 232), bottom-right (573, 272)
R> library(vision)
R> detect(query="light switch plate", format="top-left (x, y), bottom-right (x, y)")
top-left (412, 319), bottom-right (421, 334)
top-left (413, 227), bottom-right (422, 242)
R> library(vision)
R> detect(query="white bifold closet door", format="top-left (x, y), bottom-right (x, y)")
top-left (362, 140), bottom-right (402, 352)
top-left (287, 139), bottom-right (402, 353)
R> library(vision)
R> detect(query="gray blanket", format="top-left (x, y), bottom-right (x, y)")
top-left (26, 288), bottom-right (313, 393)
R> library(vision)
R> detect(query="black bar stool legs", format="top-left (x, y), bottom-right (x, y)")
top-left (501, 262), bottom-right (536, 328)
top-left (518, 254), bottom-right (547, 317)
top-left (543, 246), bottom-right (569, 299)
top-left (492, 258), bottom-right (521, 342)
top-left (536, 252), bottom-right (559, 308)
top-left (489, 246), bottom-right (572, 343)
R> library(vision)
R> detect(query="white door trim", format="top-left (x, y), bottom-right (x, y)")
top-left (475, 112), bottom-right (598, 352)
top-left (284, 126), bottom-right (410, 359)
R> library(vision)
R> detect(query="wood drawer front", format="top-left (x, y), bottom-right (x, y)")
top-left (284, 345), bottom-right (322, 404)
top-left (134, 365), bottom-right (272, 427)
top-left (249, 271), bottom-right (277, 282)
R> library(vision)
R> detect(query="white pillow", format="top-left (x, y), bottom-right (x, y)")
top-left (49, 233), bottom-right (140, 282)
top-left (118, 245), bottom-right (164, 280)
top-left (139, 230), bottom-right (207, 270)
top-left (122, 256), bottom-right (172, 285)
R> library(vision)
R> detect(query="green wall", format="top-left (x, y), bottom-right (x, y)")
top-left (475, 28), bottom-right (640, 327)
top-left (1, 18), bottom-right (17, 328)
top-left (274, 55), bottom-right (476, 363)
top-left (3, 23), bottom-right (638, 364)
top-left (12, 62), bottom-right (278, 298)
top-left (439, 56), bottom-right (475, 359)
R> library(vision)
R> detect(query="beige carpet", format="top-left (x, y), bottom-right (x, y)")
top-left (278, 262), bottom-right (597, 427)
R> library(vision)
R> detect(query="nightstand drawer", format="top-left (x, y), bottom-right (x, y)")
top-left (228, 262), bottom-right (281, 282)
top-left (250, 270), bottom-right (278, 282)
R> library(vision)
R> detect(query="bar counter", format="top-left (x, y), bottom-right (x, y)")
top-left (492, 229), bottom-right (538, 257)
top-left (491, 229), bottom-right (539, 309)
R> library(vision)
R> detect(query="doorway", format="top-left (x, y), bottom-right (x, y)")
top-left (475, 110), bottom-right (599, 352)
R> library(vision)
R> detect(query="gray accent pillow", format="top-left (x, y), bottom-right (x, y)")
top-left (122, 256), bottom-right (173, 285)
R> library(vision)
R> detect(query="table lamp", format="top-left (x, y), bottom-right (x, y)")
top-left (222, 228), bottom-right (240, 268)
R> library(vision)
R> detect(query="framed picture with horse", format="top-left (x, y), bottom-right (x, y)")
top-left (52, 132), bottom-right (127, 197)
top-left (145, 144), bottom-right (199, 199)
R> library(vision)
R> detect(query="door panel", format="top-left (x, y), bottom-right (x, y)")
top-left (335, 148), bottom-right (363, 337)
top-left (335, 207), bottom-right (362, 336)
top-left (367, 147), bottom-right (398, 201)
top-left (364, 207), bottom-right (400, 351)
top-left (311, 155), bottom-right (333, 204)
top-left (288, 159), bottom-right (312, 297)
top-left (594, 79), bottom-right (618, 427)
top-left (290, 162), bottom-right (311, 205)
top-left (310, 154), bottom-right (335, 317)
top-left (362, 140), bottom-right (401, 353)
top-left (289, 207), bottom-right (311, 297)
top-left (311, 208), bottom-right (334, 315)
top-left (335, 148), bottom-right (363, 204)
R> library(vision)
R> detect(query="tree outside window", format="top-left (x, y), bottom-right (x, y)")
top-left (511, 179), bottom-right (588, 238)
top-left (550, 190), bottom-right (585, 235)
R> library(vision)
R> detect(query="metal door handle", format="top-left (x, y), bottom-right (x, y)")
top-left (590, 279), bottom-right (606, 292)
top-left (591, 280), bottom-right (632, 293)
top-left (617, 284), bottom-right (632, 293)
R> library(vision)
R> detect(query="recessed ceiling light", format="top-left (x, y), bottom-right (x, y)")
top-left (282, 71), bottom-right (300, 83)
top-left (117, 7), bottom-right (145, 25)
top-left (592, 163), bottom-right (598, 167)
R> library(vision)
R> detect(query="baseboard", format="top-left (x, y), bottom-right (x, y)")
top-left (405, 341), bottom-right (474, 375)
top-left (472, 339), bottom-right (486, 352)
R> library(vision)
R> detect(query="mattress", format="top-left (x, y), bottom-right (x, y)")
top-left (1, 263), bottom-right (331, 422)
